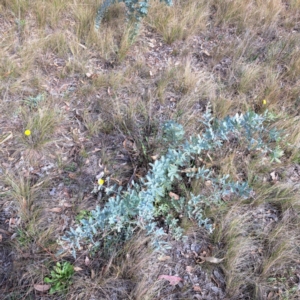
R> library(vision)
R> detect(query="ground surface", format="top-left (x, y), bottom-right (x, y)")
top-left (1, 0), bottom-right (300, 299)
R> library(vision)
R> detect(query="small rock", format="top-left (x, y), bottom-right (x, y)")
top-left (49, 187), bottom-right (56, 196)
top-left (191, 243), bottom-right (201, 253)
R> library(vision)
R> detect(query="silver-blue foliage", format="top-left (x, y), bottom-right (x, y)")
top-left (95, 0), bottom-right (173, 38)
top-left (60, 107), bottom-right (281, 257)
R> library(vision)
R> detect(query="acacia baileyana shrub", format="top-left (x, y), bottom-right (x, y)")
top-left (60, 106), bottom-right (281, 257)
top-left (95, 0), bottom-right (173, 38)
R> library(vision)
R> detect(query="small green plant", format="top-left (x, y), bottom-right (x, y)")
top-left (270, 145), bottom-right (284, 163)
top-left (23, 93), bottom-right (45, 109)
top-left (75, 210), bottom-right (92, 224)
top-left (63, 162), bottom-right (77, 172)
top-left (16, 228), bottom-right (30, 247)
top-left (95, 0), bottom-right (173, 39)
top-left (44, 261), bottom-right (74, 294)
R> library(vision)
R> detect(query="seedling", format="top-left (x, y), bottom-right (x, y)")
top-left (75, 210), bottom-right (92, 224)
top-left (44, 261), bottom-right (74, 294)
top-left (23, 93), bottom-right (45, 109)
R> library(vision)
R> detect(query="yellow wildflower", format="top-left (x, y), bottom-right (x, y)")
top-left (262, 99), bottom-right (267, 105)
top-left (98, 178), bottom-right (105, 185)
top-left (24, 129), bottom-right (31, 136)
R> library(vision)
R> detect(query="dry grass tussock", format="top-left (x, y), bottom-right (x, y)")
top-left (67, 232), bottom-right (165, 300)
top-left (0, 0), bottom-right (300, 299)
top-left (214, 184), bottom-right (300, 299)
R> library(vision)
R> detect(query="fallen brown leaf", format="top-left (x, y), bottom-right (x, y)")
top-left (85, 256), bottom-right (90, 266)
top-left (68, 172), bottom-right (77, 179)
top-left (74, 266), bottom-right (83, 272)
top-left (63, 188), bottom-right (71, 198)
top-left (151, 154), bottom-right (159, 161)
top-left (199, 256), bottom-right (225, 264)
top-left (0, 228), bottom-right (11, 235)
top-left (193, 285), bottom-right (202, 292)
top-left (202, 50), bottom-right (211, 57)
top-left (9, 218), bottom-right (17, 225)
top-left (48, 207), bottom-right (62, 213)
top-left (157, 255), bottom-right (171, 261)
top-left (270, 171), bottom-right (279, 182)
top-left (205, 180), bottom-right (212, 186)
top-left (169, 192), bottom-right (180, 200)
top-left (34, 284), bottom-right (51, 292)
top-left (158, 275), bottom-right (183, 286)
